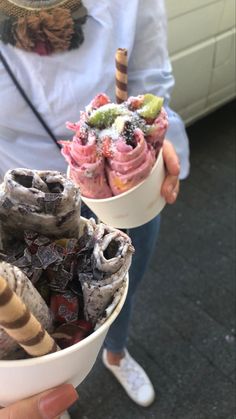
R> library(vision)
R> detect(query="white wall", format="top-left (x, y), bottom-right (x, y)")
top-left (166, 0), bottom-right (236, 124)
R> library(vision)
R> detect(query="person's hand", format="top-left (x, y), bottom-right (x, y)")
top-left (0, 384), bottom-right (78, 419)
top-left (161, 139), bottom-right (180, 204)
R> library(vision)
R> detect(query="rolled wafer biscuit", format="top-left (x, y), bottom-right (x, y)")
top-left (0, 274), bottom-right (58, 357)
top-left (0, 262), bottom-right (53, 359)
top-left (115, 48), bottom-right (128, 104)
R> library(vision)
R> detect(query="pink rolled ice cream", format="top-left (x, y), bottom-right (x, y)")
top-left (106, 128), bottom-right (155, 195)
top-left (60, 93), bottom-right (168, 197)
top-left (61, 128), bottom-right (112, 199)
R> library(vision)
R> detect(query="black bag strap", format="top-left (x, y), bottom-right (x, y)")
top-left (0, 50), bottom-right (61, 150)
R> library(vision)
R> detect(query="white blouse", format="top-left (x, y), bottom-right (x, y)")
top-left (0, 0), bottom-right (190, 180)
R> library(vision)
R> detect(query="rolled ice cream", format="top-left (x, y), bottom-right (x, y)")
top-left (0, 168), bottom-right (81, 241)
top-left (0, 170), bottom-right (133, 359)
top-left (106, 128), bottom-right (155, 195)
top-left (61, 93), bottom-right (168, 197)
top-left (78, 220), bottom-right (134, 324)
top-left (61, 133), bottom-right (112, 198)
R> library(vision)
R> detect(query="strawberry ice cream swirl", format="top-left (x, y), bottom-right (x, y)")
top-left (67, 155), bottom-right (112, 199)
top-left (61, 134), bottom-right (98, 166)
top-left (108, 129), bottom-right (155, 174)
top-left (106, 130), bottom-right (156, 195)
top-left (146, 108), bottom-right (168, 147)
top-left (110, 129), bottom-right (146, 161)
top-left (71, 143), bottom-right (97, 165)
top-left (62, 134), bottom-right (112, 198)
top-left (106, 154), bottom-right (155, 195)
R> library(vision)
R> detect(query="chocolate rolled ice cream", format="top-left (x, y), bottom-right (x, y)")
top-left (0, 169), bottom-right (81, 241)
top-left (61, 93), bottom-right (168, 197)
top-left (0, 170), bottom-right (133, 359)
top-left (79, 220), bottom-right (133, 324)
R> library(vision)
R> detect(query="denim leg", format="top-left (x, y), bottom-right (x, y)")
top-left (81, 203), bottom-right (97, 220)
top-left (104, 215), bottom-right (161, 352)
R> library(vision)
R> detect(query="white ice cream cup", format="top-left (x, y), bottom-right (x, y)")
top-left (0, 218), bottom-right (129, 407)
top-left (77, 149), bottom-right (166, 229)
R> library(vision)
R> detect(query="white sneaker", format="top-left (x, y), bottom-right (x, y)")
top-left (102, 349), bottom-right (155, 407)
top-left (60, 411), bottom-right (71, 419)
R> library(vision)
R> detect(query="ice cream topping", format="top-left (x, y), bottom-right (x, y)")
top-left (60, 93), bottom-right (168, 198)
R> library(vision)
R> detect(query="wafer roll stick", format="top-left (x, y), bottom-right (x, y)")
top-left (0, 262), bottom-right (54, 359)
top-left (0, 275), bottom-right (58, 357)
top-left (115, 48), bottom-right (128, 103)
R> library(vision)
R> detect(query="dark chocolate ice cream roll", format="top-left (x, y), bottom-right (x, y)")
top-left (0, 168), bottom-right (81, 240)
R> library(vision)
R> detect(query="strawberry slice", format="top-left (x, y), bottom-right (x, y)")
top-left (127, 95), bottom-right (144, 110)
top-left (76, 319), bottom-right (93, 333)
top-left (90, 93), bottom-right (110, 109)
top-left (52, 319), bottom-right (93, 349)
top-left (102, 136), bottom-right (113, 158)
top-left (50, 292), bottom-right (79, 324)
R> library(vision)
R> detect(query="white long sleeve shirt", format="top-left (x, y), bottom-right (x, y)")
top-left (0, 0), bottom-right (190, 179)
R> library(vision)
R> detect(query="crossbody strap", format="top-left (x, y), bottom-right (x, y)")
top-left (0, 50), bottom-right (61, 150)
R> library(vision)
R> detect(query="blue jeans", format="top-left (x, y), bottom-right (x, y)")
top-left (81, 204), bottom-right (161, 352)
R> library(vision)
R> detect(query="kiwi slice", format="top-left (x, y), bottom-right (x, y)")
top-left (137, 94), bottom-right (163, 120)
top-left (88, 104), bottom-right (128, 128)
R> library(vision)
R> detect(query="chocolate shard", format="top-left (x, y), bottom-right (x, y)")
top-left (37, 245), bottom-right (62, 270)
